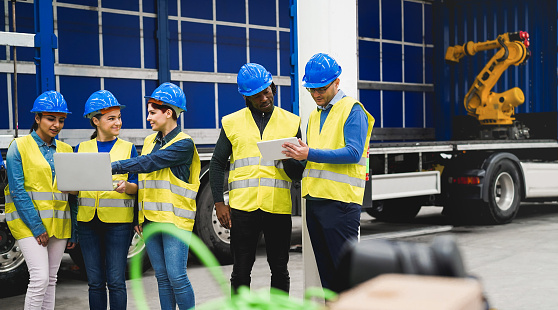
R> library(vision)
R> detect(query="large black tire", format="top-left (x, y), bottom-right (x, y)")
top-left (194, 179), bottom-right (232, 265)
top-left (482, 159), bottom-right (521, 224)
top-left (68, 231), bottom-right (151, 279)
top-left (0, 221), bottom-right (29, 298)
top-left (366, 197), bottom-right (424, 222)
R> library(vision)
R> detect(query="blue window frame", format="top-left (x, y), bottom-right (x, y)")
top-left (216, 25), bottom-right (246, 74)
top-left (218, 83), bottom-right (245, 126)
top-left (104, 78), bottom-right (143, 129)
top-left (57, 7), bottom-right (100, 66)
top-left (102, 0), bottom-right (138, 11)
top-left (181, 1), bottom-right (212, 20)
top-left (58, 76), bottom-right (101, 129)
top-left (216, 0), bottom-right (245, 24)
top-left (250, 29), bottom-right (277, 75)
top-left (182, 82), bottom-right (216, 129)
top-left (102, 13), bottom-right (141, 68)
top-left (143, 17), bottom-right (157, 69)
top-left (249, 0), bottom-right (276, 27)
top-left (182, 22), bottom-right (214, 72)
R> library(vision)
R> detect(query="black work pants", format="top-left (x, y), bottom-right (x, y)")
top-left (230, 208), bottom-right (292, 293)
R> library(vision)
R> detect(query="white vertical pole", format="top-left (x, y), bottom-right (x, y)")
top-left (296, 0), bottom-right (358, 293)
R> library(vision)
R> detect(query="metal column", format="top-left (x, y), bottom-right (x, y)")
top-left (156, 0), bottom-right (170, 84)
top-left (289, 0), bottom-right (299, 116)
top-left (33, 0), bottom-right (57, 94)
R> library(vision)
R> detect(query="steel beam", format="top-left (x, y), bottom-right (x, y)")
top-left (156, 0), bottom-right (170, 83)
top-left (34, 0), bottom-right (57, 94)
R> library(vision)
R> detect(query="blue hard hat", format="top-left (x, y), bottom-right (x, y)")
top-left (30, 90), bottom-right (71, 114)
top-left (145, 82), bottom-right (187, 113)
top-left (302, 53), bottom-right (342, 88)
top-left (237, 63), bottom-right (273, 96)
top-left (83, 90), bottom-right (125, 118)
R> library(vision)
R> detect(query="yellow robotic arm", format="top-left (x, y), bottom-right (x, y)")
top-left (445, 31), bottom-right (530, 125)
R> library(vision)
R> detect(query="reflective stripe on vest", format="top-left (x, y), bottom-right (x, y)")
top-left (302, 97), bottom-right (375, 204)
top-left (139, 180), bottom-right (197, 200)
top-left (4, 134), bottom-right (73, 240)
top-left (229, 157), bottom-right (284, 170)
top-left (5, 209), bottom-right (71, 222)
top-left (77, 138), bottom-right (135, 223)
top-left (138, 131), bottom-right (200, 232)
top-left (5, 191), bottom-right (69, 202)
top-left (222, 107), bottom-right (300, 214)
top-left (143, 202), bottom-right (196, 220)
top-left (303, 169), bottom-right (366, 188)
top-left (79, 197), bottom-right (133, 208)
top-left (229, 178), bottom-right (291, 191)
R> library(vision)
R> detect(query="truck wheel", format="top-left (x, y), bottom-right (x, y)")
top-left (366, 197), bottom-right (423, 222)
top-left (0, 221), bottom-right (29, 297)
top-left (482, 159), bottom-right (521, 224)
top-left (68, 231), bottom-right (151, 279)
top-left (195, 179), bottom-right (232, 265)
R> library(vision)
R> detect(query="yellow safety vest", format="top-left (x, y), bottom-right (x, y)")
top-left (222, 107), bottom-right (301, 214)
top-left (138, 132), bottom-right (200, 231)
top-left (3, 135), bottom-right (73, 240)
top-left (77, 138), bottom-right (135, 223)
top-left (302, 96), bottom-right (375, 205)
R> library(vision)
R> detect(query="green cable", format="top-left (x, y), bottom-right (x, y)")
top-left (129, 222), bottom-right (337, 310)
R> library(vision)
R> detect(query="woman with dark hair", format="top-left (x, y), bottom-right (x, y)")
top-left (111, 83), bottom-right (200, 310)
top-left (74, 90), bottom-right (138, 310)
top-left (4, 90), bottom-right (77, 309)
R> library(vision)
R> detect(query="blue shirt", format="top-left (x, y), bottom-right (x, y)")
top-left (75, 139), bottom-right (139, 184)
top-left (6, 131), bottom-right (76, 240)
top-left (111, 126), bottom-right (194, 183)
top-left (307, 89), bottom-right (369, 164)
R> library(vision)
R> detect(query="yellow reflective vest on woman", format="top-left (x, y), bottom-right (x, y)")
top-left (77, 138), bottom-right (135, 223)
top-left (302, 97), bottom-right (374, 205)
top-left (138, 132), bottom-right (200, 231)
top-left (222, 107), bottom-right (301, 214)
top-left (3, 135), bottom-right (73, 240)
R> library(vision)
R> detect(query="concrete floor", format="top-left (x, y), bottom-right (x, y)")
top-left (2, 205), bottom-right (558, 309)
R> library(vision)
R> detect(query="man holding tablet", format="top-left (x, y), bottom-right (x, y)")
top-left (209, 63), bottom-right (302, 294)
top-left (282, 53), bottom-right (375, 290)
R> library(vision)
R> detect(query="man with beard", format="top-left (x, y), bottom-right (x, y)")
top-left (209, 63), bottom-right (303, 294)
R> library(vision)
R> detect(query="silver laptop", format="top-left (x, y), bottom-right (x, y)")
top-left (54, 153), bottom-right (114, 191)
top-left (257, 137), bottom-right (299, 161)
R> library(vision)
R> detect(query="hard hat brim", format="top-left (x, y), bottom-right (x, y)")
top-left (302, 74), bottom-right (340, 89)
top-left (145, 96), bottom-right (185, 114)
top-left (83, 105), bottom-right (126, 119)
top-left (30, 109), bottom-right (71, 114)
top-left (239, 80), bottom-right (273, 97)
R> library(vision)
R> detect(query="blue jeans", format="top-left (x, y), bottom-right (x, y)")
top-left (145, 223), bottom-right (194, 310)
top-left (306, 199), bottom-right (361, 290)
top-left (78, 220), bottom-right (133, 310)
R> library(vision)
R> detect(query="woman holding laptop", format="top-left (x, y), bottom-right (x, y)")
top-left (111, 82), bottom-right (200, 310)
top-left (74, 90), bottom-right (139, 310)
top-left (3, 90), bottom-right (77, 310)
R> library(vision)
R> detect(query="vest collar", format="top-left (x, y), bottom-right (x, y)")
top-left (317, 89), bottom-right (346, 111)
top-left (155, 126), bottom-right (181, 147)
top-left (31, 130), bottom-right (57, 147)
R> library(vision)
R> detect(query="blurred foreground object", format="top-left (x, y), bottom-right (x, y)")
top-left (329, 274), bottom-right (484, 310)
top-left (334, 235), bottom-right (466, 293)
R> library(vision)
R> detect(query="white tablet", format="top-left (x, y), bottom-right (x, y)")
top-left (257, 137), bottom-right (299, 161)
top-left (54, 153), bottom-right (114, 191)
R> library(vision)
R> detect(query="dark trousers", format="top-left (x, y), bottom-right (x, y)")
top-left (306, 199), bottom-right (361, 290)
top-left (230, 208), bottom-right (292, 293)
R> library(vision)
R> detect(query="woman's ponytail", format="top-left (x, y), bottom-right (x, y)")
top-left (90, 116), bottom-right (99, 139)
top-left (29, 113), bottom-right (42, 133)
